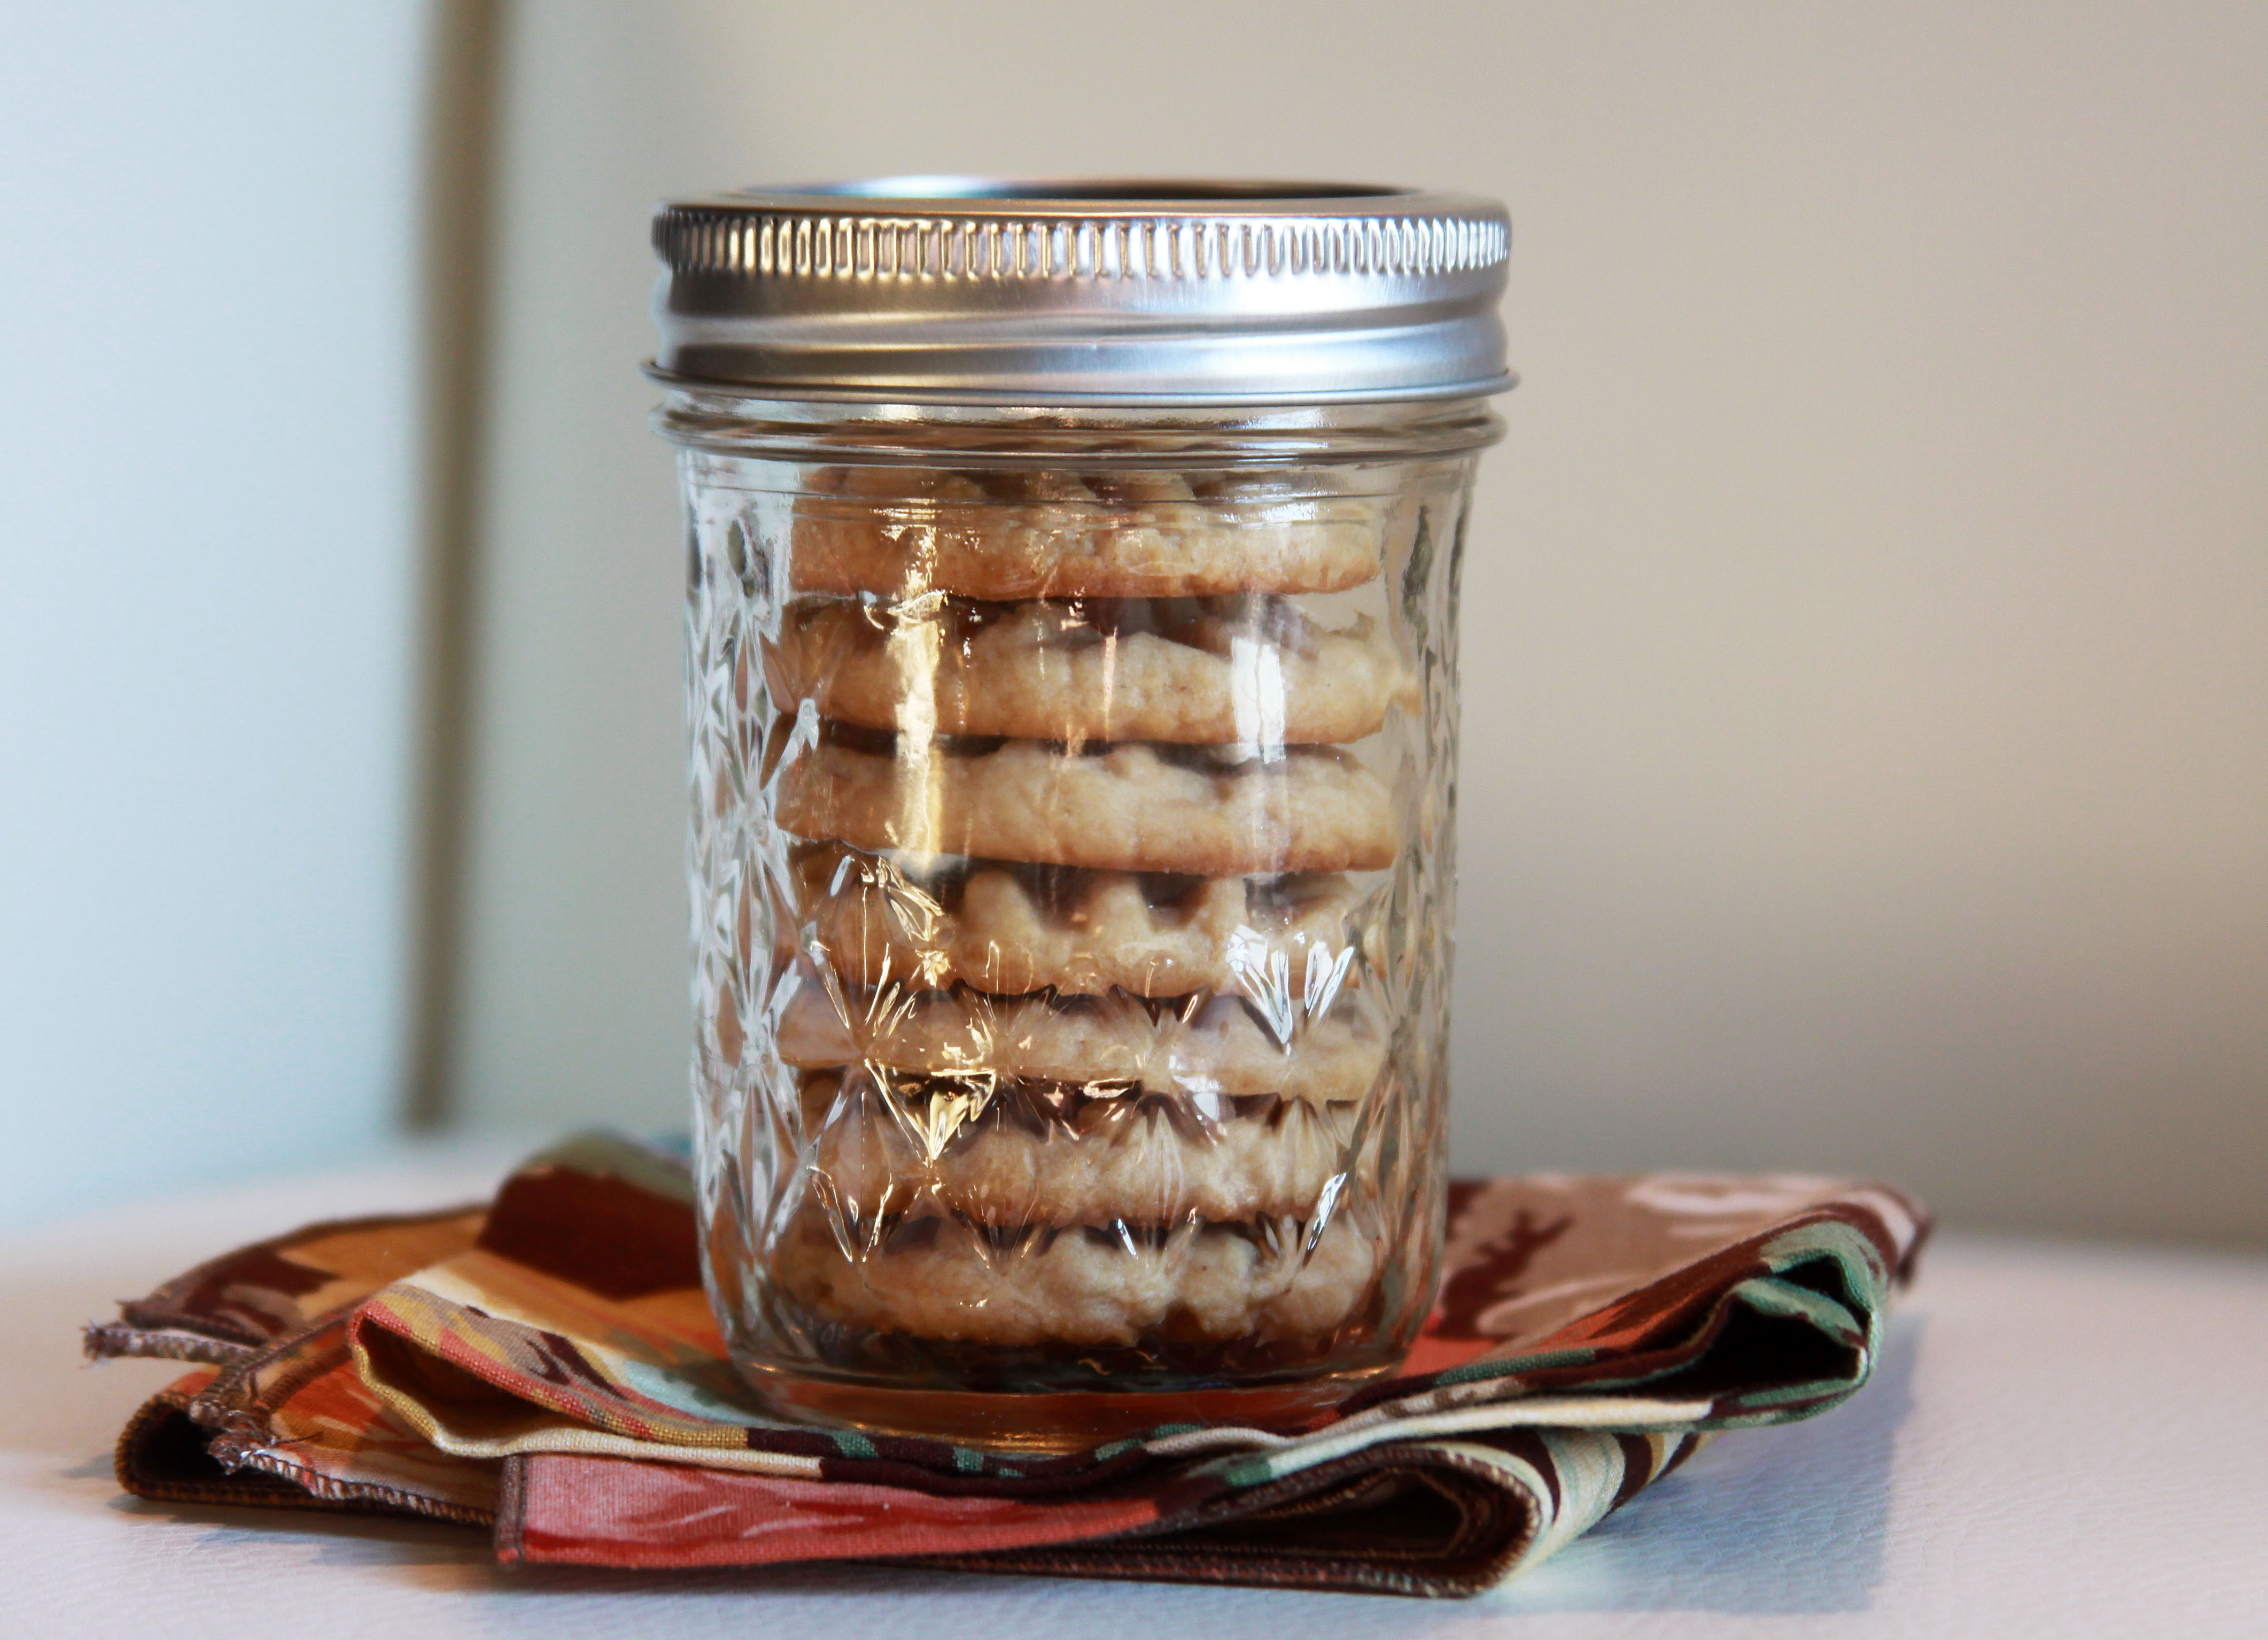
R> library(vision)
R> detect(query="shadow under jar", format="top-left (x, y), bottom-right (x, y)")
top-left (650, 180), bottom-right (1513, 1448)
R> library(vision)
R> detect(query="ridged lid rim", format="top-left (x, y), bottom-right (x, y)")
top-left (649, 179), bottom-right (1514, 406)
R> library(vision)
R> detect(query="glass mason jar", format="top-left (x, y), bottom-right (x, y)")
top-left (650, 182), bottom-right (1512, 1445)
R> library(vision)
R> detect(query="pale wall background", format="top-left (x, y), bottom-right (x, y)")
top-left (11, 3), bottom-right (2256, 1243)
top-left (0, 4), bottom-right (430, 1226)
top-left (449, 0), bottom-right (2268, 1244)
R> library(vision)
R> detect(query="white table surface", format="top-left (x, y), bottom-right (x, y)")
top-left (5, 1144), bottom-right (2265, 1639)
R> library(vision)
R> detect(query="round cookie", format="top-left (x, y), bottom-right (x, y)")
top-left (774, 736), bottom-right (1399, 877)
top-left (789, 466), bottom-right (1386, 600)
top-left (799, 1072), bottom-right (1360, 1227)
top-left (775, 985), bottom-right (1386, 1103)
top-left (794, 844), bottom-right (1363, 998)
top-left (773, 1203), bottom-right (1378, 1348)
top-left (765, 595), bottom-right (1416, 745)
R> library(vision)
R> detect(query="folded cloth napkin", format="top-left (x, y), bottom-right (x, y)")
top-left (87, 1134), bottom-right (1925, 1598)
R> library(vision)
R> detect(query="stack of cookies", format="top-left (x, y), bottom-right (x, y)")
top-left (743, 465), bottom-right (1418, 1380)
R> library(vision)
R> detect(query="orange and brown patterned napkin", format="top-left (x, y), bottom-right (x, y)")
top-left (87, 1134), bottom-right (1924, 1597)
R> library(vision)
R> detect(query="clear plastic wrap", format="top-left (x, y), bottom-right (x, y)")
top-left (665, 397), bottom-right (1494, 1442)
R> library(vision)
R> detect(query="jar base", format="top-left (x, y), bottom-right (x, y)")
top-left (738, 1365), bottom-right (1387, 1453)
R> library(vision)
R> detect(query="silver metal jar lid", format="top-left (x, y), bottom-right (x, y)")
top-left (650, 179), bottom-right (1512, 405)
